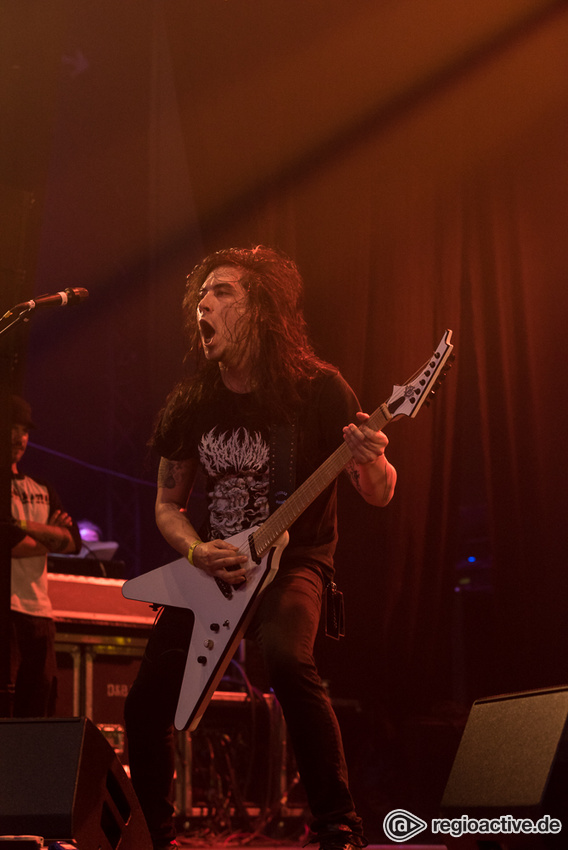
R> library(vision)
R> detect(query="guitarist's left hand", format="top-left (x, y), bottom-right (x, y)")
top-left (343, 412), bottom-right (389, 464)
top-left (343, 412), bottom-right (396, 506)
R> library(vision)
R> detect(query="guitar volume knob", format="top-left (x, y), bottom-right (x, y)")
top-left (197, 656), bottom-right (207, 665)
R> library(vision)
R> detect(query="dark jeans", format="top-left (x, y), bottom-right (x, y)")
top-left (9, 611), bottom-right (57, 717)
top-left (124, 563), bottom-right (361, 845)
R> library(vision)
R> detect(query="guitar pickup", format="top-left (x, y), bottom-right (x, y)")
top-left (248, 533), bottom-right (261, 564)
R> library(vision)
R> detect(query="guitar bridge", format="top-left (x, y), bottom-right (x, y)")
top-left (214, 577), bottom-right (233, 599)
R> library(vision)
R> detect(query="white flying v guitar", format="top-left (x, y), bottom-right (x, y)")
top-left (122, 329), bottom-right (454, 731)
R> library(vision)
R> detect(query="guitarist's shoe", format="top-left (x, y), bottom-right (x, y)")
top-left (311, 824), bottom-right (368, 850)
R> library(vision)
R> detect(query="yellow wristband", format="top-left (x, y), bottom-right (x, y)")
top-left (18, 519), bottom-right (27, 531)
top-left (187, 540), bottom-right (202, 565)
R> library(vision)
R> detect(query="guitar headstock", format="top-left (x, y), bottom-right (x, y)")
top-left (386, 329), bottom-right (454, 419)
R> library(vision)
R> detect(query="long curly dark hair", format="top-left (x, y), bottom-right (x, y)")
top-left (153, 246), bottom-right (332, 444)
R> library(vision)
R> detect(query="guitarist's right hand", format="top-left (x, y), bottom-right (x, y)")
top-left (191, 539), bottom-right (249, 585)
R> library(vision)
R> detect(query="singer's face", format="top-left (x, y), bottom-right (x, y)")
top-left (11, 424), bottom-right (29, 469)
top-left (196, 266), bottom-right (250, 369)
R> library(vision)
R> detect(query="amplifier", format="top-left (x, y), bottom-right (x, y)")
top-left (174, 690), bottom-right (306, 827)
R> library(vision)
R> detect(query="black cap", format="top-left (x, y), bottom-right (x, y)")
top-left (11, 395), bottom-right (36, 429)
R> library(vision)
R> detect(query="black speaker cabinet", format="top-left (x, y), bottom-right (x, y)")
top-left (0, 717), bottom-right (151, 849)
top-left (441, 686), bottom-right (568, 825)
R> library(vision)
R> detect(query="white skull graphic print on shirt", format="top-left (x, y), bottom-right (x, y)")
top-left (198, 427), bottom-right (270, 539)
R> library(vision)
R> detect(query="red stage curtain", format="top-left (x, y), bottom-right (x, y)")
top-left (165, 1), bottom-right (568, 720)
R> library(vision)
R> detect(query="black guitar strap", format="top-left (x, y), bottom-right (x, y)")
top-left (268, 417), bottom-right (345, 640)
top-left (268, 418), bottom-right (298, 514)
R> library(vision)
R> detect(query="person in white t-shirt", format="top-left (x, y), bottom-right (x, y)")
top-left (9, 395), bottom-right (81, 717)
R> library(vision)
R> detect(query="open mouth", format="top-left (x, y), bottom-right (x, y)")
top-left (199, 319), bottom-right (215, 345)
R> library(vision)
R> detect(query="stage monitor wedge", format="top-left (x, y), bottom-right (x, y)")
top-left (441, 686), bottom-right (568, 824)
top-left (0, 716), bottom-right (151, 849)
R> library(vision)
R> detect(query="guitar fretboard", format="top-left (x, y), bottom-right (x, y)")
top-left (252, 402), bottom-right (391, 556)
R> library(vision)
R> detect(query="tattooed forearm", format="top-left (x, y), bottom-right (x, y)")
top-left (158, 458), bottom-right (184, 489)
top-left (345, 459), bottom-right (362, 494)
top-left (23, 524), bottom-right (73, 554)
top-left (345, 456), bottom-right (396, 506)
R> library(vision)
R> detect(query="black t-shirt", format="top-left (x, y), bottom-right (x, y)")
top-left (154, 369), bottom-right (360, 577)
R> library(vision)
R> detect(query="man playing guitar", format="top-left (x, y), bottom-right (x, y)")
top-left (124, 245), bottom-right (396, 850)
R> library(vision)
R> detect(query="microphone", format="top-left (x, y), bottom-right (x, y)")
top-left (14, 287), bottom-right (89, 312)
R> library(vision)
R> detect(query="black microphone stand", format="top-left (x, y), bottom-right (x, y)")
top-left (0, 303), bottom-right (37, 716)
